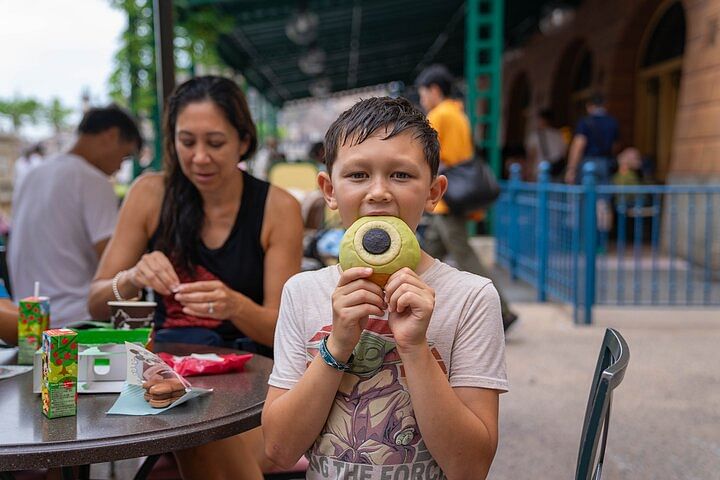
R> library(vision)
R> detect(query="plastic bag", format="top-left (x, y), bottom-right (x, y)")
top-left (157, 352), bottom-right (253, 377)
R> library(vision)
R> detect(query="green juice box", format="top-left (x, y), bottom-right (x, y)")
top-left (41, 328), bottom-right (78, 418)
top-left (18, 296), bottom-right (50, 365)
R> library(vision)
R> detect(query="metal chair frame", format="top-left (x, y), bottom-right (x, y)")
top-left (575, 328), bottom-right (630, 480)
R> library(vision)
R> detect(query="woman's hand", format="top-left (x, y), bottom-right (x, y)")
top-left (173, 280), bottom-right (244, 321)
top-left (384, 267), bottom-right (435, 353)
top-left (328, 267), bottom-right (386, 362)
top-left (125, 251), bottom-right (180, 296)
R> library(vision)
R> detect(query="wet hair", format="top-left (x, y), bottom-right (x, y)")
top-left (77, 104), bottom-right (142, 149)
top-left (308, 141), bottom-right (325, 162)
top-left (324, 96), bottom-right (440, 177)
top-left (156, 75), bottom-right (257, 274)
top-left (414, 64), bottom-right (454, 98)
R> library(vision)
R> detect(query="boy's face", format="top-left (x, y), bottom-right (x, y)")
top-left (318, 129), bottom-right (447, 231)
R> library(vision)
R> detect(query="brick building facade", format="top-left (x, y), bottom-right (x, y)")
top-left (502, 0), bottom-right (720, 184)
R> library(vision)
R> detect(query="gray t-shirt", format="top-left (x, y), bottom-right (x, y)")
top-left (9, 153), bottom-right (118, 326)
top-left (270, 259), bottom-right (508, 480)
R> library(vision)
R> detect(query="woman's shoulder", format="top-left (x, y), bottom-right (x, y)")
top-left (265, 184), bottom-right (302, 216)
top-left (124, 172), bottom-right (165, 211)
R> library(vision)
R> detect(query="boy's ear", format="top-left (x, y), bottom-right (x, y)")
top-left (317, 171), bottom-right (338, 210)
top-left (425, 174), bottom-right (448, 213)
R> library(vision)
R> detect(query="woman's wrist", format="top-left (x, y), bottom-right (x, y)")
top-left (115, 270), bottom-right (141, 300)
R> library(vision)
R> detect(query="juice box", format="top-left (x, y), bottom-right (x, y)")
top-left (18, 296), bottom-right (50, 365)
top-left (41, 328), bottom-right (78, 418)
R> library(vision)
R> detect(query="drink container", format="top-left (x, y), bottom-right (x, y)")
top-left (18, 296), bottom-right (50, 365)
top-left (41, 328), bottom-right (78, 418)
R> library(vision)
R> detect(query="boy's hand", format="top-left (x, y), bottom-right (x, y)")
top-left (329, 267), bottom-right (386, 362)
top-left (384, 268), bottom-right (435, 352)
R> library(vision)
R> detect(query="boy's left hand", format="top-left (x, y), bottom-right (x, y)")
top-left (384, 268), bottom-right (435, 352)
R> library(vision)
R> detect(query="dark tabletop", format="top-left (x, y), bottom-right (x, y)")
top-left (0, 343), bottom-right (272, 471)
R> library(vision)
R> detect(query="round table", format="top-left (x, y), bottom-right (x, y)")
top-left (0, 343), bottom-right (272, 471)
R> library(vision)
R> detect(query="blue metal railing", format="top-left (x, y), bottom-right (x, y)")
top-left (494, 162), bottom-right (720, 323)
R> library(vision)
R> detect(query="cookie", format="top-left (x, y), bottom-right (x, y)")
top-left (149, 398), bottom-right (174, 408)
top-left (339, 216), bottom-right (421, 287)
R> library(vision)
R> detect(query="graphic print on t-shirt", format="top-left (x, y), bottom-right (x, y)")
top-left (305, 317), bottom-right (448, 479)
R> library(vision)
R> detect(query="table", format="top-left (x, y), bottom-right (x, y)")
top-left (0, 343), bottom-right (272, 473)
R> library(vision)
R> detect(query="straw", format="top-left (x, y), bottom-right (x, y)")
top-left (34, 281), bottom-right (39, 298)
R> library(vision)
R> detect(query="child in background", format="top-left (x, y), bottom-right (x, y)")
top-left (262, 97), bottom-right (508, 479)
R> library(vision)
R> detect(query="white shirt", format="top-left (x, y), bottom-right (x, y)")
top-left (525, 127), bottom-right (567, 165)
top-left (9, 153), bottom-right (119, 326)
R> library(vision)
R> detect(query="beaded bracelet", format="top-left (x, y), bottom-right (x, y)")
top-left (319, 336), bottom-right (354, 372)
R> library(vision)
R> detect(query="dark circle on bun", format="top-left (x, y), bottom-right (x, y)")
top-left (362, 228), bottom-right (392, 255)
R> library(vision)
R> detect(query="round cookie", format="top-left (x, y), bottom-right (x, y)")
top-left (339, 216), bottom-right (420, 287)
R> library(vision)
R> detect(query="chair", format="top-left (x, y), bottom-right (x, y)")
top-left (575, 328), bottom-right (630, 480)
top-left (268, 162), bottom-right (319, 201)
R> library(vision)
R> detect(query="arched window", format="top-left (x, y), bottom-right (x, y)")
top-left (636, 1), bottom-right (685, 181)
top-left (570, 49), bottom-right (594, 125)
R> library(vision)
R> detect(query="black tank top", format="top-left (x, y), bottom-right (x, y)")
top-left (149, 171), bottom-right (269, 343)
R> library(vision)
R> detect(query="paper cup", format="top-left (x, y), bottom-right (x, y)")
top-left (108, 301), bottom-right (156, 330)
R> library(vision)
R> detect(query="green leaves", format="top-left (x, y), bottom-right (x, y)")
top-left (0, 95), bottom-right (72, 132)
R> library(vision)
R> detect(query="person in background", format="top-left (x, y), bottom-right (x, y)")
top-left (0, 279), bottom-right (19, 344)
top-left (525, 109), bottom-right (567, 182)
top-left (565, 93), bottom-right (619, 185)
top-left (566, 93), bottom-right (620, 244)
top-left (8, 105), bottom-right (141, 327)
top-left (248, 136), bottom-right (285, 181)
top-left (415, 64), bottom-right (518, 331)
top-left (87, 76), bottom-right (303, 479)
top-left (13, 142), bottom-right (45, 190)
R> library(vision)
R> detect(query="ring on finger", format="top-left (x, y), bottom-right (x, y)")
top-left (208, 301), bottom-right (214, 314)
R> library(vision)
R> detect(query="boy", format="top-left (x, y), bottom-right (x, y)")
top-left (263, 97), bottom-right (507, 479)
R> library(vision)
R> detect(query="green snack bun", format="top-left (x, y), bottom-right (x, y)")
top-left (339, 216), bottom-right (421, 286)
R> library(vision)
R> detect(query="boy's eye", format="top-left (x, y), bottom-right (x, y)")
top-left (392, 172), bottom-right (412, 179)
top-left (348, 172), bottom-right (368, 179)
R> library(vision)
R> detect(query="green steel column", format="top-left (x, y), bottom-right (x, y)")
top-left (465, 0), bottom-right (503, 176)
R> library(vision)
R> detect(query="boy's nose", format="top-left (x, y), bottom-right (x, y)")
top-left (366, 179), bottom-right (392, 202)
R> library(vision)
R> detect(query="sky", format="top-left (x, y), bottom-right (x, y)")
top-left (0, 0), bottom-right (126, 138)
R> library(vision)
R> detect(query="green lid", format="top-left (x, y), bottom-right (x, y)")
top-left (73, 328), bottom-right (151, 345)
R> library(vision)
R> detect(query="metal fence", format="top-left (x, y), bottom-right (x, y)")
top-left (493, 162), bottom-right (720, 323)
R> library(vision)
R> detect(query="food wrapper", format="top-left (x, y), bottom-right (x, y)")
top-left (157, 352), bottom-right (253, 377)
top-left (107, 342), bottom-right (211, 415)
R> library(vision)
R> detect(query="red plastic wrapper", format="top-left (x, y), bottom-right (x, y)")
top-left (157, 352), bottom-right (253, 377)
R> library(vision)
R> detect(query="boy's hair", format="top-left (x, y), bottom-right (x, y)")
top-left (324, 96), bottom-right (440, 177)
top-left (414, 64), bottom-right (454, 98)
top-left (78, 104), bottom-right (143, 149)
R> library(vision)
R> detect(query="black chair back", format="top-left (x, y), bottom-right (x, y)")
top-left (575, 328), bottom-right (630, 480)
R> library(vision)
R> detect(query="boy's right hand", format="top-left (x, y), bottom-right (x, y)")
top-left (328, 267), bottom-right (386, 362)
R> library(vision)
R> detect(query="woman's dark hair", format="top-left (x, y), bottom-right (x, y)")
top-left (156, 75), bottom-right (257, 274)
top-left (324, 96), bottom-right (439, 177)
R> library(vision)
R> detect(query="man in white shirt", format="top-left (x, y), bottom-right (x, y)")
top-left (525, 109), bottom-right (567, 181)
top-left (9, 105), bottom-right (141, 327)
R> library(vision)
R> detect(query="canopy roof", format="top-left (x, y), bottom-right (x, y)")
top-left (178, 0), bottom-right (582, 105)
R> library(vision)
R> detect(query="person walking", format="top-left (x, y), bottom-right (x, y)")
top-left (415, 64), bottom-right (517, 330)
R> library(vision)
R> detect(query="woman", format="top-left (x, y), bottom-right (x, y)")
top-left (88, 76), bottom-right (303, 479)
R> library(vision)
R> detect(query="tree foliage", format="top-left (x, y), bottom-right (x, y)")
top-left (108, 0), bottom-right (232, 121)
top-left (0, 95), bottom-right (73, 133)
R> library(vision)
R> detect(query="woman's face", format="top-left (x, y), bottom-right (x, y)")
top-left (174, 100), bottom-right (250, 191)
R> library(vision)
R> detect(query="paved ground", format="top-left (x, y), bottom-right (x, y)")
top-left (490, 302), bottom-right (720, 480)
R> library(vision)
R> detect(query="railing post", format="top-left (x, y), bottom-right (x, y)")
top-left (536, 161), bottom-right (550, 301)
top-left (581, 162), bottom-right (598, 325)
top-left (508, 163), bottom-right (522, 281)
